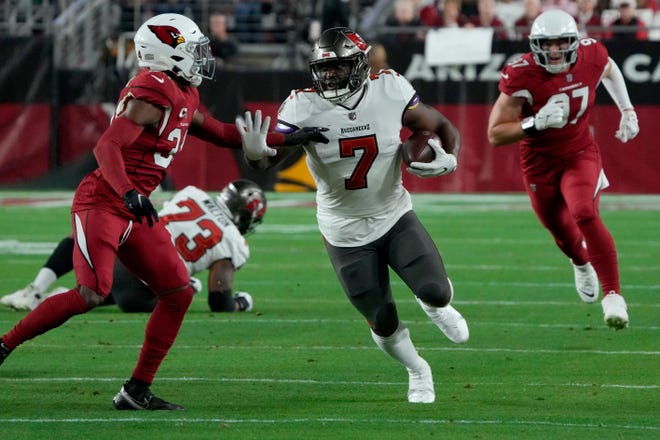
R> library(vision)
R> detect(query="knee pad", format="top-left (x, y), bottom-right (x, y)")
top-left (573, 200), bottom-right (597, 224)
top-left (158, 285), bottom-right (195, 309)
top-left (416, 279), bottom-right (452, 308)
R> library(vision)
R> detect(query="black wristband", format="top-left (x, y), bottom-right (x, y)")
top-left (521, 116), bottom-right (539, 136)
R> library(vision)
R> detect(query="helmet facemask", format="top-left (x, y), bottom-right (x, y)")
top-left (529, 9), bottom-right (579, 74)
top-left (530, 35), bottom-right (578, 74)
top-left (309, 27), bottom-right (371, 105)
top-left (174, 37), bottom-right (215, 86)
top-left (134, 13), bottom-right (215, 87)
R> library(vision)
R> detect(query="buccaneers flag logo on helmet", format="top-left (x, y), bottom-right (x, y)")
top-left (148, 25), bottom-right (186, 48)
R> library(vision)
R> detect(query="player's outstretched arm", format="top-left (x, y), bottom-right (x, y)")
top-left (191, 110), bottom-right (328, 151)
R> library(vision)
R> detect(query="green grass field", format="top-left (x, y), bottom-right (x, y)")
top-left (0, 191), bottom-right (658, 440)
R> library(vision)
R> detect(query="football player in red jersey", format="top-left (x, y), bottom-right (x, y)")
top-left (487, 9), bottom-right (639, 330)
top-left (0, 13), bottom-right (326, 410)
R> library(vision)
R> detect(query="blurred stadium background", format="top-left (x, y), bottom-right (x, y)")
top-left (1, 0), bottom-right (658, 194)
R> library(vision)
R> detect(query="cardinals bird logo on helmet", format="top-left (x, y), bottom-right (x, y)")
top-left (148, 25), bottom-right (186, 48)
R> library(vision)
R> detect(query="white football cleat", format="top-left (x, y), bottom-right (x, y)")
top-left (572, 261), bottom-right (599, 303)
top-left (416, 297), bottom-right (469, 344)
top-left (407, 359), bottom-right (435, 403)
top-left (602, 292), bottom-right (629, 330)
top-left (1, 283), bottom-right (44, 311)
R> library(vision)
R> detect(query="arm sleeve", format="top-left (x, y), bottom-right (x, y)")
top-left (207, 289), bottom-right (235, 312)
top-left (189, 113), bottom-right (243, 148)
top-left (93, 116), bottom-right (144, 196)
top-left (190, 113), bottom-right (287, 148)
top-left (601, 57), bottom-right (634, 112)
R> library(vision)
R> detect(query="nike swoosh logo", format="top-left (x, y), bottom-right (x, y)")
top-left (151, 75), bottom-right (164, 84)
top-left (501, 73), bottom-right (509, 79)
top-left (579, 289), bottom-right (596, 298)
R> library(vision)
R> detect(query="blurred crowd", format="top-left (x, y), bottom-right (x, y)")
top-left (113, 0), bottom-right (659, 45)
top-left (382, 0), bottom-right (658, 41)
top-left (9, 0), bottom-right (656, 41)
top-left (3, 0), bottom-right (658, 71)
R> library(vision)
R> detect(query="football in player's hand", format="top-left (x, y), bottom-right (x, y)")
top-left (401, 131), bottom-right (438, 167)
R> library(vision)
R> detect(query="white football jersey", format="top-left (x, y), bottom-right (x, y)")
top-left (159, 186), bottom-right (249, 275)
top-left (277, 70), bottom-right (416, 246)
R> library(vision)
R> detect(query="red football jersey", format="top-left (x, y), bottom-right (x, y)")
top-left (73, 69), bottom-right (200, 216)
top-left (499, 39), bottom-right (609, 172)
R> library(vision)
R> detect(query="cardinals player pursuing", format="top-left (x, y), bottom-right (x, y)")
top-left (0, 13), bottom-right (325, 411)
top-left (487, 9), bottom-right (639, 330)
top-left (236, 27), bottom-right (468, 404)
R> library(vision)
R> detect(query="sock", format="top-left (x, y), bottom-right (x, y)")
top-left (1, 289), bottom-right (89, 350)
top-left (131, 286), bottom-right (194, 384)
top-left (32, 237), bottom-right (75, 293)
top-left (32, 268), bottom-right (57, 293)
top-left (44, 237), bottom-right (75, 277)
top-left (578, 217), bottom-right (620, 294)
top-left (125, 377), bottom-right (151, 395)
top-left (371, 326), bottom-right (426, 371)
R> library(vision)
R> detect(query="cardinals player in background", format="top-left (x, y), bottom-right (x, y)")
top-left (487, 9), bottom-right (639, 330)
top-left (236, 27), bottom-right (468, 404)
top-left (0, 13), bottom-right (326, 410)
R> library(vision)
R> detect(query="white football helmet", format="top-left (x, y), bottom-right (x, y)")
top-left (529, 9), bottom-right (579, 74)
top-left (309, 27), bottom-right (371, 104)
top-left (133, 13), bottom-right (215, 87)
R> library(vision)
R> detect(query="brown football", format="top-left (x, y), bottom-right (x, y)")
top-left (401, 131), bottom-right (438, 166)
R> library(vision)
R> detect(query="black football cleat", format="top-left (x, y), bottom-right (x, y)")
top-left (113, 385), bottom-right (184, 410)
top-left (0, 339), bottom-right (11, 366)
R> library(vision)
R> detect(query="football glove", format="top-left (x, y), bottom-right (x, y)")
top-left (534, 97), bottom-right (568, 130)
top-left (190, 276), bottom-right (203, 294)
top-left (615, 109), bottom-right (639, 143)
top-left (123, 189), bottom-right (159, 227)
top-left (235, 110), bottom-right (277, 160)
top-left (406, 138), bottom-right (457, 178)
top-left (283, 127), bottom-right (329, 146)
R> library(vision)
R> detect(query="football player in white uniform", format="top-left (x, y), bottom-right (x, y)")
top-left (1, 179), bottom-right (265, 313)
top-left (236, 27), bottom-right (469, 404)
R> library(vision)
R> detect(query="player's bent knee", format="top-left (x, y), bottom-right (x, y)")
top-left (572, 201), bottom-right (597, 223)
top-left (157, 285), bottom-right (195, 308)
top-left (416, 280), bottom-right (452, 308)
top-left (78, 285), bottom-right (106, 308)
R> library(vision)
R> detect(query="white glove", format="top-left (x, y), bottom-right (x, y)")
top-left (534, 97), bottom-right (568, 130)
top-left (406, 138), bottom-right (457, 178)
top-left (615, 110), bottom-right (639, 143)
top-left (190, 276), bottom-right (203, 294)
top-left (235, 110), bottom-right (277, 160)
